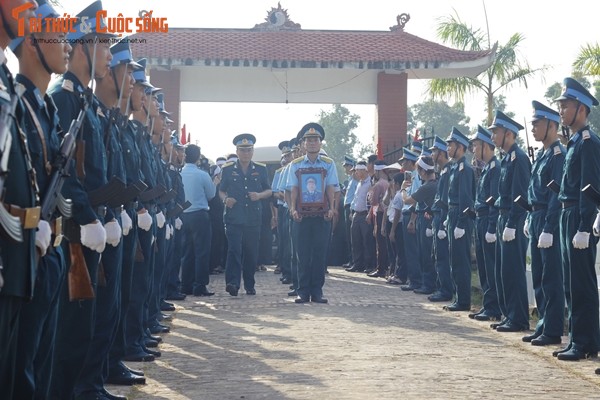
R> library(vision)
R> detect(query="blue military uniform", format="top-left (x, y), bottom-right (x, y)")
top-left (525, 101), bottom-right (565, 344)
top-left (469, 126), bottom-right (501, 320)
top-left (221, 134), bottom-right (271, 295)
top-left (286, 123), bottom-right (340, 302)
top-left (429, 136), bottom-right (453, 302)
top-left (274, 140), bottom-right (292, 283)
top-left (445, 127), bottom-right (475, 311)
top-left (554, 78), bottom-right (600, 360)
top-left (490, 111), bottom-right (531, 331)
top-left (399, 148), bottom-right (422, 291)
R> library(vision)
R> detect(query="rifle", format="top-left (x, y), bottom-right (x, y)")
top-left (524, 117), bottom-right (535, 162)
top-left (546, 180), bottom-right (560, 195)
top-left (0, 84), bottom-right (27, 242)
top-left (514, 195), bottom-right (532, 212)
top-left (166, 200), bottom-right (191, 219)
top-left (462, 207), bottom-right (476, 219)
top-left (582, 184), bottom-right (600, 206)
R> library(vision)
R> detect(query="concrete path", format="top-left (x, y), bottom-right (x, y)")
top-left (110, 267), bottom-right (600, 399)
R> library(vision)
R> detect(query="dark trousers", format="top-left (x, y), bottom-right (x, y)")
top-left (181, 210), bottom-right (212, 293)
top-left (475, 214), bottom-right (501, 317)
top-left (393, 221), bottom-right (407, 281)
top-left (560, 207), bottom-right (600, 352)
top-left (417, 214), bottom-right (436, 290)
top-left (148, 223), bottom-right (166, 327)
top-left (433, 227), bottom-right (452, 298)
top-left (0, 295), bottom-right (23, 400)
top-left (294, 217), bottom-right (331, 299)
top-left (529, 209), bottom-right (565, 337)
top-left (75, 230), bottom-right (124, 396)
top-left (447, 207), bottom-right (472, 308)
top-left (289, 218), bottom-right (299, 289)
top-left (344, 204), bottom-right (353, 265)
top-left (351, 212), bottom-right (375, 270)
top-left (496, 212), bottom-right (529, 328)
top-left (225, 224), bottom-right (260, 290)
top-left (375, 211), bottom-right (388, 273)
top-left (166, 225), bottom-right (183, 296)
top-left (50, 245), bottom-right (100, 400)
top-left (385, 219), bottom-right (396, 274)
top-left (277, 206), bottom-right (291, 280)
top-left (402, 212), bottom-right (422, 288)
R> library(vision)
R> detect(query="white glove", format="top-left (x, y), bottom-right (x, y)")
top-left (594, 213), bottom-right (600, 237)
top-left (537, 232), bottom-right (553, 248)
top-left (425, 228), bottom-right (433, 237)
top-left (437, 230), bottom-right (447, 240)
top-left (35, 220), bottom-right (52, 257)
top-left (454, 227), bottom-right (465, 239)
top-left (156, 211), bottom-right (166, 229)
top-left (120, 210), bottom-right (132, 236)
top-left (138, 210), bottom-right (152, 231)
top-left (443, 219), bottom-right (448, 228)
top-left (104, 220), bottom-right (122, 247)
top-left (523, 221), bottom-right (530, 238)
top-left (165, 224), bottom-right (172, 240)
top-left (502, 227), bottom-right (516, 242)
top-left (572, 231), bottom-right (590, 249)
top-left (80, 221), bottom-right (107, 253)
top-left (175, 217), bottom-right (183, 230)
top-left (485, 232), bottom-right (496, 243)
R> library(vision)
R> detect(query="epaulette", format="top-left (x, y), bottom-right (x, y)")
top-left (276, 166), bottom-right (284, 172)
top-left (62, 79), bottom-right (74, 92)
top-left (253, 161), bottom-right (266, 167)
top-left (292, 156), bottom-right (304, 164)
top-left (222, 161), bottom-right (235, 168)
top-left (320, 156), bottom-right (333, 163)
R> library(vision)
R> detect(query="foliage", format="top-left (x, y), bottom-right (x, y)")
top-left (410, 99), bottom-right (471, 139)
top-left (319, 104), bottom-right (361, 179)
top-left (573, 43), bottom-right (600, 76)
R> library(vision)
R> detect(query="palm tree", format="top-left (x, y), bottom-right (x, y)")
top-left (573, 43), bottom-right (600, 76)
top-left (427, 11), bottom-right (544, 125)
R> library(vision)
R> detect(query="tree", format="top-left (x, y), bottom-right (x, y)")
top-left (319, 104), bottom-right (360, 179)
top-left (410, 99), bottom-right (470, 139)
top-left (428, 11), bottom-right (544, 125)
top-left (573, 43), bottom-right (600, 76)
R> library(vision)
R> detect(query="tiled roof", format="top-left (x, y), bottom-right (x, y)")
top-left (131, 28), bottom-right (495, 68)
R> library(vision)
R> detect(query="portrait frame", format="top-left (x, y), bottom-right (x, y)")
top-left (295, 167), bottom-right (328, 216)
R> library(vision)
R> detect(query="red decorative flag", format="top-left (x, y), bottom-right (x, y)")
top-left (180, 124), bottom-right (187, 145)
top-left (414, 129), bottom-right (420, 142)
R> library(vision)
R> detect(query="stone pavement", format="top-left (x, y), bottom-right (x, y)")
top-left (110, 267), bottom-right (600, 399)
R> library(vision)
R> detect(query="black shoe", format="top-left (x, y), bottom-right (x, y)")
top-left (342, 263), bottom-right (351, 268)
top-left (144, 339), bottom-right (159, 348)
top-left (367, 270), bottom-right (386, 278)
top-left (400, 284), bottom-right (419, 292)
top-left (364, 269), bottom-right (376, 274)
top-left (294, 296), bottom-right (309, 304)
top-left (149, 324), bottom-right (170, 334)
top-left (147, 334), bottom-right (162, 343)
top-left (226, 283), bottom-right (239, 296)
top-left (474, 312), bottom-right (501, 322)
top-left (288, 290), bottom-right (298, 297)
top-left (413, 287), bottom-right (434, 295)
top-left (159, 313), bottom-right (172, 321)
top-left (119, 361), bottom-right (144, 376)
top-left (531, 335), bottom-right (562, 346)
top-left (427, 293), bottom-right (452, 302)
top-left (311, 296), bottom-right (328, 304)
top-left (468, 308), bottom-right (484, 319)
top-left (595, 368), bottom-right (600, 375)
top-left (142, 347), bottom-right (161, 357)
top-left (443, 303), bottom-right (470, 312)
top-left (557, 348), bottom-right (597, 361)
top-left (160, 301), bottom-right (176, 312)
top-left (496, 323), bottom-right (528, 332)
top-left (102, 389), bottom-right (128, 400)
top-left (281, 278), bottom-right (292, 284)
top-left (289, 285), bottom-right (295, 290)
top-left (246, 288), bottom-right (256, 295)
top-left (522, 332), bottom-right (542, 342)
top-left (490, 318), bottom-right (508, 329)
top-left (345, 266), bottom-right (365, 272)
top-left (106, 368), bottom-right (146, 386)
top-left (165, 292), bottom-right (186, 301)
top-left (193, 286), bottom-right (215, 296)
top-left (74, 391), bottom-right (110, 400)
top-left (123, 352), bottom-right (155, 362)
top-left (273, 266), bottom-right (281, 274)
top-left (552, 343), bottom-right (572, 357)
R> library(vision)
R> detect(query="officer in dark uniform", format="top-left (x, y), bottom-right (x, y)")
top-left (521, 101), bottom-right (565, 346)
top-left (468, 126), bottom-right (502, 321)
top-left (7, 2), bottom-right (66, 397)
top-left (287, 123), bottom-right (340, 303)
top-left (219, 134), bottom-right (271, 296)
top-left (428, 136), bottom-right (453, 302)
top-left (48, 2), bottom-right (118, 397)
top-left (489, 110), bottom-right (531, 332)
top-left (553, 78), bottom-right (600, 361)
top-left (444, 127), bottom-right (475, 311)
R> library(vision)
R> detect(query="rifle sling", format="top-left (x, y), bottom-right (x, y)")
top-left (21, 96), bottom-right (51, 176)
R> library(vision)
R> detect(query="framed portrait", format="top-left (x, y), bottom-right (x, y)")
top-left (295, 167), bottom-right (328, 216)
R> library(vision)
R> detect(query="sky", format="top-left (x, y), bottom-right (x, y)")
top-left (7, 0), bottom-right (598, 161)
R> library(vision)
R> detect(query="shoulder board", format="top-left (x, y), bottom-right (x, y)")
top-left (511, 151), bottom-right (516, 161)
top-left (276, 167), bottom-right (284, 172)
top-left (489, 160), bottom-right (495, 169)
top-left (253, 161), bottom-right (266, 167)
top-left (553, 146), bottom-right (562, 156)
top-left (459, 162), bottom-right (464, 171)
top-left (582, 130), bottom-right (591, 140)
top-left (320, 156), bottom-right (333, 163)
top-left (292, 157), bottom-right (304, 164)
top-left (62, 79), bottom-right (74, 92)
top-left (97, 107), bottom-right (105, 118)
top-left (222, 161), bottom-right (235, 168)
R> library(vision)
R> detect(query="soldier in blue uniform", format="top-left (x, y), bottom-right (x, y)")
top-left (219, 134), bottom-right (272, 296)
top-left (489, 110), bottom-right (531, 332)
top-left (0, 2), bottom-right (40, 397)
top-left (273, 140), bottom-right (293, 284)
top-left (7, 2), bottom-right (67, 397)
top-left (287, 123), bottom-right (340, 303)
top-left (521, 101), bottom-right (565, 346)
top-left (47, 2), bottom-right (119, 397)
top-left (553, 78), bottom-right (600, 361)
top-left (444, 128), bottom-right (475, 311)
top-left (468, 126), bottom-right (502, 321)
top-left (428, 136), bottom-right (453, 302)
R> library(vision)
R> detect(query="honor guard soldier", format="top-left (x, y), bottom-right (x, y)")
top-left (553, 78), bottom-right (600, 361)
top-left (444, 128), bottom-right (475, 311)
top-left (219, 134), bottom-right (271, 296)
top-left (287, 123), bottom-right (340, 303)
top-left (428, 136), bottom-right (454, 302)
top-left (521, 101), bottom-right (565, 346)
top-left (273, 140), bottom-right (293, 283)
top-left (6, 1), bottom-right (64, 397)
top-left (468, 126), bottom-right (502, 321)
top-left (47, 2), bottom-right (117, 397)
top-left (489, 110), bottom-right (531, 332)
top-left (342, 155), bottom-right (357, 269)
